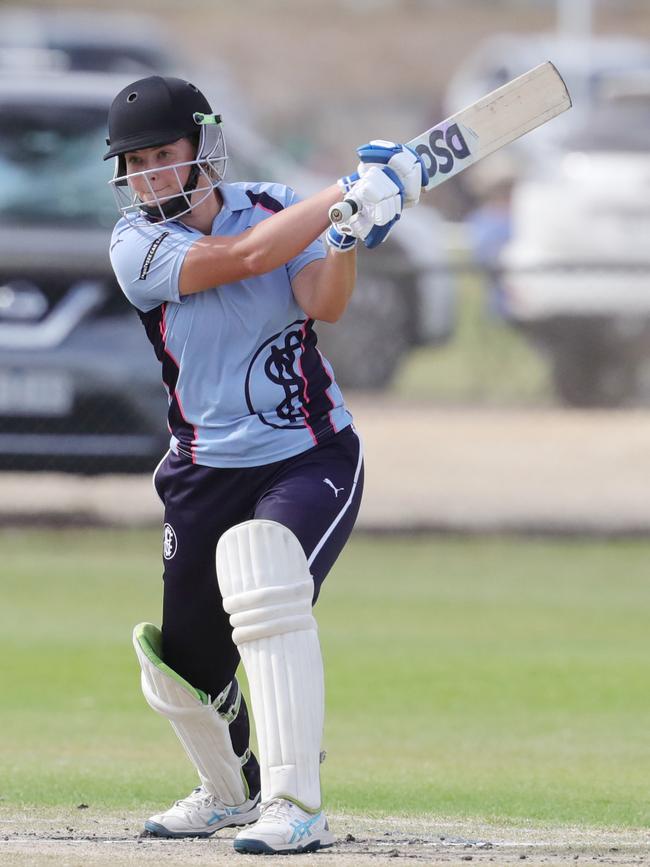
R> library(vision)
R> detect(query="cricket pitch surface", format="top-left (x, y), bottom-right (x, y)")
top-left (1, 809), bottom-right (648, 866)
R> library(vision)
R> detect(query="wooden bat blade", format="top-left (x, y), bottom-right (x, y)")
top-left (414, 61), bottom-right (572, 191)
top-left (328, 62), bottom-right (571, 225)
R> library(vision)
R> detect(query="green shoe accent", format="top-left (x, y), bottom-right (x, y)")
top-left (275, 794), bottom-right (321, 815)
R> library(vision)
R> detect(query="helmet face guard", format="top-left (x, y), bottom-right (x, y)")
top-left (104, 76), bottom-right (227, 223)
top-left (110, 113), bottom-right (227, 223)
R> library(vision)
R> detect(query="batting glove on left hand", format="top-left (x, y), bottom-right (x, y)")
top-left (325, 224), bottom-right (357, 252)
top-left (357, 140), bottom-right (427, 208)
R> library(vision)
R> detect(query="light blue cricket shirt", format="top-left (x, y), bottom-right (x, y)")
top-left (109, 181), bottom-right (353, 468)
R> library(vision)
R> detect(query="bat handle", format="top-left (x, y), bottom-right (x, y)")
top-left (329, 198), bottom-right (359, 224)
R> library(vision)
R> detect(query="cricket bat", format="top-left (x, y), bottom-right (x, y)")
top-left (329, 61), bottom-right (571, 224)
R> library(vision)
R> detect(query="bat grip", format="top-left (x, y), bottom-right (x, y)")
top-left (329, 198), bottom-right (359, 224)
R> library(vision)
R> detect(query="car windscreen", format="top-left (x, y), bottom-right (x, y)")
top-left (561, 95), bottom-right (650, 152)
top-left (0, 103), bottom-right (115, 227)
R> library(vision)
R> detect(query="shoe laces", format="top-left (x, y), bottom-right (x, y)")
top-left (260, 798), bottom-right (296, 823)
top-left (175, 785), bottom-right (220, 811)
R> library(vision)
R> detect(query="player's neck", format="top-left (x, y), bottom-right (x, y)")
top-left (179, 188), bottom-right (222, 234)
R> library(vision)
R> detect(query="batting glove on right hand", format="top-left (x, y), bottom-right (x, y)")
top-left (332, 165), bottom-right (404, 249)
top-left (356, 140), bottom-right (427, 208)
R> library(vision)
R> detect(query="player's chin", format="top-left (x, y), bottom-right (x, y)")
top-left (140, 189), bottom-right (177, 206)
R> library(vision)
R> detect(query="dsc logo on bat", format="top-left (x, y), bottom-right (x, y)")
top-left (414, 122), bottom-right (472, 181)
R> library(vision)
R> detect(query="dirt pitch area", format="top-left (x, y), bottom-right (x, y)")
top-left (1, 809), bottom-right (649, 867)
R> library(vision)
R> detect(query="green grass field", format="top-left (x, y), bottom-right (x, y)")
top-left (2, 528), bottom-right (649, 828)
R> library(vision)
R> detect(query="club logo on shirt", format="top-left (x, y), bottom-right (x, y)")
top-left (163, 522), bottom-right (177, 559)
top-left (245, 320), bottom-right (308, 430)
top-left (139, 231), bottom-right (170, 280)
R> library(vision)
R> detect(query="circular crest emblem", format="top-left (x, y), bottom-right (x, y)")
top-left (245, 320), bottom-right (308, 430)
top-left (163, 523), bottom-right (177, 560)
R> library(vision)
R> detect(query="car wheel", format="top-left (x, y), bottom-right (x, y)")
top-left (551, 343), bottom-right (637, 408)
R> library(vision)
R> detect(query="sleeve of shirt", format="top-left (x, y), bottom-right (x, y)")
top-left (109, 223), bottom-right (196, 313)
top-left (282, 187), bottom-right (327, 283)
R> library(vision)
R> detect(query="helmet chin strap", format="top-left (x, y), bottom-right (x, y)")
top-left (141, 163), bottom-right (202, 220)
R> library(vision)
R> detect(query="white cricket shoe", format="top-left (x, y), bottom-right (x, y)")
top-left (144, 785), bottom-right (260, 838)
top-left (233, 798), bottom-right (334, 854)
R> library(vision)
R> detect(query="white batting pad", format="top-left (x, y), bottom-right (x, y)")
top-left (216, 520), bottom-right (324, 811)
top-left (133, 622), bottom-right (248, 806)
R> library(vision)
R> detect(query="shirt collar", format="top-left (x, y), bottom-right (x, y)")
top-left (210, 182), bottom-right (253, 235)
top-left (218, 182), bottom-right (254, 213)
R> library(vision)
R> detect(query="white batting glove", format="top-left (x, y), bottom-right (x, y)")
top-left (332, 165), bottom-right (404, 249)
top-left (356, 140), bottom-right (428, 208)
top-left (325, 224), bottom-right (357, 252)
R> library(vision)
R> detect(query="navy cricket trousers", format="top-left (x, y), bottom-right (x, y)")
top-left (151, 424), bottom-right (363, 795)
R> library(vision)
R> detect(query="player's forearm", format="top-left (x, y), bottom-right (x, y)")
top-left (244, 185), bottom-right (342, 275)
top-left (180, 185), bottom-right (342, 295)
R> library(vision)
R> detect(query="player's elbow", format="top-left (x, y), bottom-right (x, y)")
top-left (233, 249), bottom-right (262, 279)
top-left (236, 239), bottom-right (275, 278)
top-left (320, 302), bottom-right (348, 323)
top-left (294, 283), bottom-right (345, 321)
top-left (320, 311), bottom-right (343, 324)
top-left (303, 297), bottom-right (349, 323)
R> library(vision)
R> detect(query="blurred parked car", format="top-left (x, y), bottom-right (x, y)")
top-left (0, 70), bottom-right (455, 473)
top-left (0, 7), bottom-right (177, 75)
top-left (501, 75), bottom-right (650, 407)
top-left (0, 72), bottom-right (169, 473)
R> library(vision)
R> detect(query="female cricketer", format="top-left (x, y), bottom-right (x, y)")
top-left (105, 74), bottom-right (425, 855)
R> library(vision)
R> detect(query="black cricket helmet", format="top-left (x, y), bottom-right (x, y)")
top-left (104, 75), bottom-right (227, 221)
